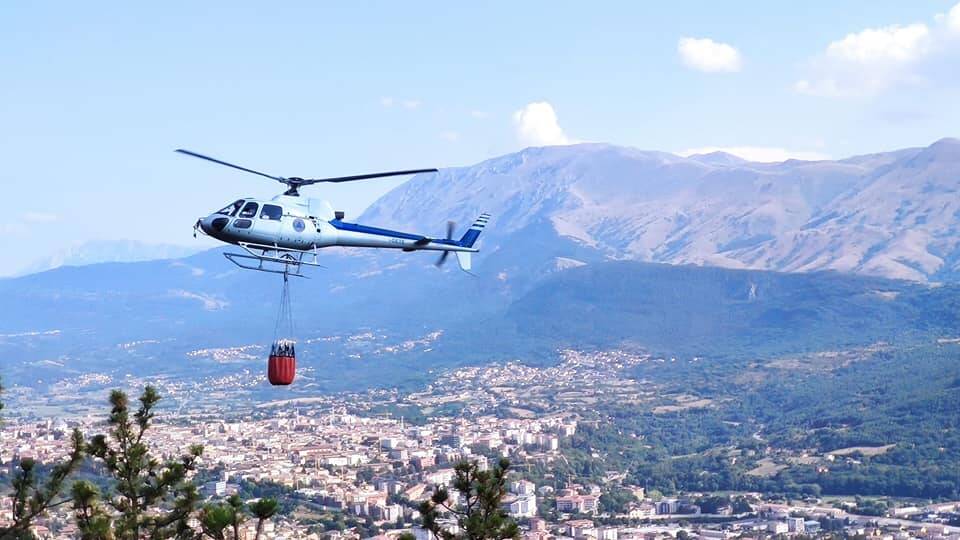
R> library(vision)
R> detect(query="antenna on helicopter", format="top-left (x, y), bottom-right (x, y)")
top-left (175, 149), bottom-right (437, 196)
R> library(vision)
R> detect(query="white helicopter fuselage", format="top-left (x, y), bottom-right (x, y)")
top-left (197, 195), bottom-right (487, 271)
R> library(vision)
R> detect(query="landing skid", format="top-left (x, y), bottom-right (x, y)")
top-left (223, 242), bottom-right (325, 277)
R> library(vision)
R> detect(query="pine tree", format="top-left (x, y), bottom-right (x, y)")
top-left (419, 458), bottom-right (520, 540)
top-left (198, 495), bottom-right (246, 540)
top-left (0, 380), bottom-right (85, 540)
top-left (198, 503), bottom-right (235, 540)
top-left (227, 495), bottom-right (246, 540)
top-left (248, 499), bottom-right (279, 540)
top-left (72, 481), bottom-right (113, 540)
top-left (83, 386), bottom-right (204, 540)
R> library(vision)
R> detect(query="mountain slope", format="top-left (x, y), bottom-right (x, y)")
top-left (14, 240), bottom-right (201, 276)
top-left (361, 138), bottom-right (960, 282)
top-left (502, 261), bottom-right (960, 357)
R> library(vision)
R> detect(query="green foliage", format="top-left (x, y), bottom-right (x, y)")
top-left (199, 503), bottom-right (236, 540)
top-left (599, 489), bottom-right (636, 514)
top-left (72, 481), bottom-right (114, 540)
top-left (1, 429), bottom-right (85, 540)
top-left (249, 499), bottom-right (279, 540)
top-left (694, 495), bottom-right (730, 514)
top-left (731, 497), bottom-right (753, 515)
top-left (853, 497), bottom-right (887, 517)
top-left (419, 459), bottom-right (520, 540)
top-left (2, 383), bottom-right (261, 540)
top-left (83, 386), bottom-right (204, 540)
top-left (226, 495), bottom-right (246, 540)
top-left (508, 261), bottom-right (960, 358)
top-left (567, 344), bottom-right (960, 500)
top-left (198, 495), bottom-right (247, 540)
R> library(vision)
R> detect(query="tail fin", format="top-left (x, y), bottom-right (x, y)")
top-left (458, 213), bottom-right (490, 248)
top-left (455, 251), bottom-right (472, 272)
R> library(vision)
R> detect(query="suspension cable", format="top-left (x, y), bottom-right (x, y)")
top-left (273, 270), bottom-right (296, 343)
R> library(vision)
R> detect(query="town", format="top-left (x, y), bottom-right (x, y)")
top-left (2, 350), bottom-right (958, 540)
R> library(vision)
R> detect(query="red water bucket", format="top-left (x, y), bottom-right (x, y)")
top-left (268, 354), bottom-right (296, 386)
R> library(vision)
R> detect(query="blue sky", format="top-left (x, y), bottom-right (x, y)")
top-left (1, 1), bottom-right (959, 275)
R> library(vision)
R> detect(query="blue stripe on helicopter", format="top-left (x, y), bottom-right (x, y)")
top-left (460, 229), bottom-right (482, 247)
top-left (330, 220), bottom-right (461, 246)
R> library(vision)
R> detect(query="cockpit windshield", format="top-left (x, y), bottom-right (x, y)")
top-left (216, 200), bottom-right (244, 217)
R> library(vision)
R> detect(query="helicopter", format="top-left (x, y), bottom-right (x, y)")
top-left (179, 149), bottom-right (489, 277)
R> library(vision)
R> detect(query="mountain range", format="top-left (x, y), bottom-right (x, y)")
top-left (2, 138), bottom-right (960, 394)
top-left (363, 137), bottom-right (960, 282)
top-left (13, 240), bottom-right (201, 277)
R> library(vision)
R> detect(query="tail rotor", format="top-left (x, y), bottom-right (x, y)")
top-left (435, 221), bottom-right (456, 267)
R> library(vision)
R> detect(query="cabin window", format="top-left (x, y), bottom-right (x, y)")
top-left (239, 201), bottom-right (259, 218)
top-left (260, 204), bottom-right (283, 221)
top-left (217, 200), bottom-right (244, 217)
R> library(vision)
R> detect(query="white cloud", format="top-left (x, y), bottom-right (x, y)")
top-left (440, 131), bottom-right (459, 142)
top-left (470, 110), bottom-right (488, 119)
top-left (942, 1), bottom-right (960, 32)
top-left (796, 24), bottom-right (929, 97)
top-left (401, 99), bottom-right (421, 110)
top-left (677, 37), bottom-right (742, 73)
top-left (513, 101), bottom-right (571, 147)
top-left (826, 23), bottom-right (931, 64)
top-left (379, 96), bottom-right (395, 107)
top-left (678, 146), bottom-right (830, 163)
top-left (797, 4), bottom-right (960, 98)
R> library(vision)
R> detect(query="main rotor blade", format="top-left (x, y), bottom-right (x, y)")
top-left (297, 168), bottom-right (438, 185)
top-left (435, 251), bottom-right (450, 267)
top-left (446, 221), bottom-right (455, 240)
top-left (175, 149), bottom-right (286, 182)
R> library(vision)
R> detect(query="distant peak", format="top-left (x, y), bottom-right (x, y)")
top-left (930, 137), bottom-right (960, 149)
top-left (684, 151), bottom-right (748, 166)
top-left (913, 137), bottom-right (960, 163)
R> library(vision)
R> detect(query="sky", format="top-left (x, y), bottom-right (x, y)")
top-left (1, 1), bottom-right (959, 275)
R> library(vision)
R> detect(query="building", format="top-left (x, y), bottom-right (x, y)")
top-left (413, 455), bottom-right (436, 469)
top-left (656, 499), bottom-right (679, 515)
top-left (201, 481), bottom-right (238, 498)
top-left (597, 527), bottom-right (618, 540)
top-left (504, 494), bottom-right (538, 518)
top-left (376, 504), bottom-right (403, 522)
top-left (557, 495), bottom-right (599, 514)
top-left (381, 437), bottom-right (401, 450)
top-left (566, 520), bottom-right (595, 539)
top-left (768, 522), bottom-right (789, 534)
top-left (414, 521), bottom-right (459, 540)
top-left (627, 503), bottom-right (657, 519)
top-left (511, 480), bottom-right (537, 496)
